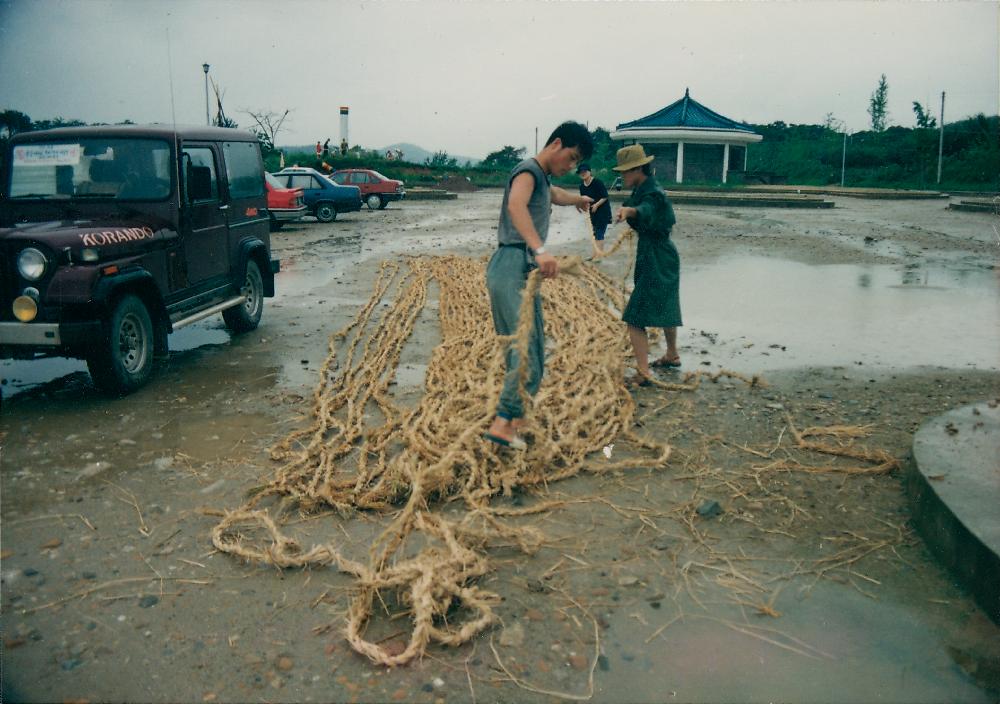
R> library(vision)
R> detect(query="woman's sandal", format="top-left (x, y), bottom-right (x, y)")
top-left (651, 356), bottom-right (682, 368)
top-left (624, 374), bottom-right (653, 388)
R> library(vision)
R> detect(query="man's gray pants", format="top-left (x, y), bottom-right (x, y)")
top-left (486, 245), bottom-right (544, 420)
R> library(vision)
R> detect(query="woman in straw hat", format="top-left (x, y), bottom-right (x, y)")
top-left (613, 144), bottom-right (682, 386)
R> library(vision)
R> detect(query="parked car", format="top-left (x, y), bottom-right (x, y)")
top-left (329, 168), bottom-right (405, 210)
top-left (264, 172), bottom-right (306, 231)
top-left (272, 167), bottom-right (361, 222)
top-left (0, 125), bottom-right (280, 395)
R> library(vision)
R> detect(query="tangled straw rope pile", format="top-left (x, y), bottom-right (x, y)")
top-left (212, 252), bottom-right (679, 665)
top-left (211, 223), bottom-right (898, 668)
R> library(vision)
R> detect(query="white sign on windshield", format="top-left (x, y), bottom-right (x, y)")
top-left (12, 144), bottom-right (82, 166)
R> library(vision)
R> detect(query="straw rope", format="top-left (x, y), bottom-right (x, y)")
top-left (212, 216), bottom-right (898, 668)
top-left (213, 251), bottom-right (678, 665)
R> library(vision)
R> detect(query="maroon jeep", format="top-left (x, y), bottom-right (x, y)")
top-left (0, 125), bottom-right (279, 394)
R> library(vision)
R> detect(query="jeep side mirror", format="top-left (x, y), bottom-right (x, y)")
top-left (188, 165), bottom-right (213, 202)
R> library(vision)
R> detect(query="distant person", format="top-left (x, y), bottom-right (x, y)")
top-left (340, 139), bottom-right (348, 156)
top-left (483, 121), bottom-right (594, 450)
top-left (323, 138), bottom-right (330, 157)
top-left (577, 163), bottom-right (612, 253)
top-left (315, 141), bottom-right (323, 159)
top-left (612, 144), bottom-right (682, 385)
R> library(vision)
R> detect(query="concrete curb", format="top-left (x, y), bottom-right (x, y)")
top-left (606, 191), bottom-right (835, 209)
top-left (907, 401), bottom-right (1000, 625)
top-left (948, 199), bottom-right (997, 213)
top-left (406, 189), bottom-right (458, 201)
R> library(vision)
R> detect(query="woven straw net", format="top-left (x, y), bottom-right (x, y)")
top-left (210, 231), bottom-right (875, 666)
top-left (210, 246), bottom-right (697, 664)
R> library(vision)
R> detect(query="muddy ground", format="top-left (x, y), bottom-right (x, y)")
top-left (2, 192), bottom-right (999, 703)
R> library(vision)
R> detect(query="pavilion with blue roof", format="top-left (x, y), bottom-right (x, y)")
top-left (611, 89), bottom-right (762, 184)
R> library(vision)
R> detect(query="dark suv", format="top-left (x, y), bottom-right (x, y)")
top-left (0, 125), bottom-right (279, 394)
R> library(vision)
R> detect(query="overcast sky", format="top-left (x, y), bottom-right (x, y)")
top-left (1, 0), bottom-right (997, 159)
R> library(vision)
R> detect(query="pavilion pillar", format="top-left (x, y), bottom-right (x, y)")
top-left (744, 145), bottom-right (749, 171)
top-left (722, 143), bottom-right (730, 184)
top-left (675, 142), bottom-right (684, 183)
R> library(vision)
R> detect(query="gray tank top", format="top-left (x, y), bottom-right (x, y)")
top-left (496, 158), bottom-right (550, 246)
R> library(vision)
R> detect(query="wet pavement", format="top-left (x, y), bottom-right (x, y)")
top-left (2, 193), bottom-right (1000, 702)
top-left (681, 256), bottom-right (1000, 373)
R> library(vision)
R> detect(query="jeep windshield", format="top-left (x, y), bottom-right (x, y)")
top-left (9, 138), bottom-right (172, 201)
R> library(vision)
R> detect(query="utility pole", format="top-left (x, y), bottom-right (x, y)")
top-left (841, 127), bottom-right (847, 188)
top-left (202, 63), bottom-right (210, 126)
top-left (534, 127), bottom-right (538, 154)
top-left (936, 91), bottom-right (945, 185)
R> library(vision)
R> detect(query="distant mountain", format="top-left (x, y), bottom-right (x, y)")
top-left (380, 143), bottom-right (481, 167)
top-left (277, 141), bottom-right (481, 166)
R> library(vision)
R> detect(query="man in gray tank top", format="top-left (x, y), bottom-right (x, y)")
top-left (483, 121), bottom-right (594, 450)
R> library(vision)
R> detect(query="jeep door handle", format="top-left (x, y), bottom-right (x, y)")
top-left (218, 204), bottom-right (229, 211)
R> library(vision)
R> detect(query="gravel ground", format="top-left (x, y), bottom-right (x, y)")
top-left (2, 192), bottom-right (998, 702)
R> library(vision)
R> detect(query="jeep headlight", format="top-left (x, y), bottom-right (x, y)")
top-left (13, 288), bottom-right (40, 322)
top-left (17, 247), bottom-right (47, 281)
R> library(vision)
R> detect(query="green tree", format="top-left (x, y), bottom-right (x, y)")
top-left (425, 151), bottom-right (458, 168)
top-left (31, 116), bottom-right (87, 131)
top-left (0, 109), bottom-right (33, 139)
top-left (482, 145), bottom-right (525, 170)
top-left (912, 101), bottom-right (936, 129)
top-left (868, 74), bottom-right (889, 132)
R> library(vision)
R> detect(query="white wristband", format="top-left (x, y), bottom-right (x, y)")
top-left (533, 246), bottom-right (547, 255)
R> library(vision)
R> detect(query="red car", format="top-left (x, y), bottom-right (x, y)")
top-left (330, 169), bottom-right (405, 210)
top-left (265, 172), bottom-right (307, 230)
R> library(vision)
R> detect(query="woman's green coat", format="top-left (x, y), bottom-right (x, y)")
top-left (621, 176), bottom-right (682, 328)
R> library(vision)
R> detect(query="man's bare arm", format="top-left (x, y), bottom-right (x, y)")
top-left (508, 173), bottom-right (558, 277)
top-left (551, 185), bottom-right (591, 211)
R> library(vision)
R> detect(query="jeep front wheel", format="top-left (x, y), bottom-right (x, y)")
top-left (87, 294), bottom-right (155, 395)
top-left (365, 194), bottom-right (383, 210)
top-left (223, 259), bottom-right (264, 333)
top-left (315, 203), bottom-right (337, 222)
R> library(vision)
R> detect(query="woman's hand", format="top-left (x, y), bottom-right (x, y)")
top-left (615, 206), bottom-right (635, 223)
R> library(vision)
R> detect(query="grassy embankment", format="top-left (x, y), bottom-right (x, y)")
top-left (274, 115), bottom-right (998, 194)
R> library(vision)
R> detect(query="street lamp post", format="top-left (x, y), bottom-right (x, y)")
top-left (202, 63), bottom-right (210, 126)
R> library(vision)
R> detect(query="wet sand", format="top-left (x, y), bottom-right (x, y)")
top-left (2, 193), bottom-right (999, 702)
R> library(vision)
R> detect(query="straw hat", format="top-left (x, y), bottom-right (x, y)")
top-left (612, 144), bottom-right (655, 172)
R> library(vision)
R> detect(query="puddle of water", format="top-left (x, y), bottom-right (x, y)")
top-left (679, 256), bottom-right (1000, 373)
top-left (596, 581), bottom-right (989, 702)
top-left (167, 321), bottom-right (231, 350)
top-left (1, 320), bottom-right (233, 399)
